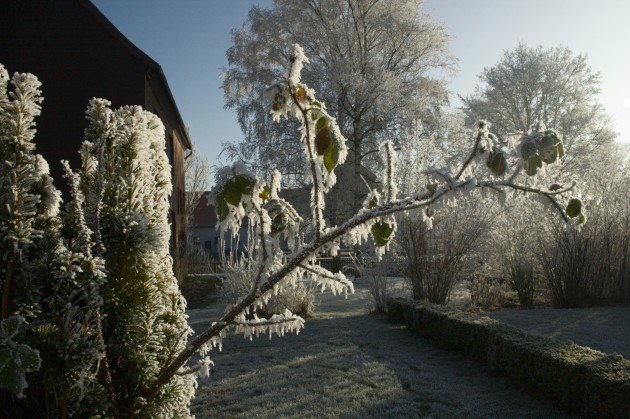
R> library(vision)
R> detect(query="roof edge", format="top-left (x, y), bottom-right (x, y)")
top-left (81, 0), bottom-right (193, 150)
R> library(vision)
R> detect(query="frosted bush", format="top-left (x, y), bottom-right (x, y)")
top-left (220, 257), bottom-right (315, 318)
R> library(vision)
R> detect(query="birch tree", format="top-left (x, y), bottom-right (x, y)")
top-left (222, 0), bottom-right (454, 224)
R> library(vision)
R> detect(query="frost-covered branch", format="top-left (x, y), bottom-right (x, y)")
top-left (147, 45), bottom-right (586, 403)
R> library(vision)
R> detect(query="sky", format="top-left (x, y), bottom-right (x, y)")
top-left (92, 0), bottom-right (630, 184)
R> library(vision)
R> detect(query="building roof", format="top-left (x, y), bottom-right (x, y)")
top-left (81, 0), bottom-right (192, 150)
top-left (192, 192), bottom-right (217, 228)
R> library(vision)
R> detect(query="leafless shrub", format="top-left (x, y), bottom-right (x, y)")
top-left (508, 259), bottom-right (536, 308)
top-left (467, 269), bottom-right (503, 311)
top-left (539, 192), bottom-right (630, 308)
top-left (219, 257), bottom-right (315, 318)
top-left (357, 256), bottom-right (402, 313)
top-left (397, 199), bottom-right (492, 304)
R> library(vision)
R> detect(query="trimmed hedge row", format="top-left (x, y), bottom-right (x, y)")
top-left (386, 298), bottom-right (630, 418)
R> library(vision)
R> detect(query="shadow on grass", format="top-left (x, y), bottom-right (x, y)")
top-left (190, 309), bottom-right (572, 418)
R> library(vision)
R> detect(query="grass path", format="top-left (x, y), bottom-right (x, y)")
top-left (187, 285), bottom-right (573, 418)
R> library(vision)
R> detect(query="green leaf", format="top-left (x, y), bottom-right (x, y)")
top-left (549, 183), bottom-right (562, 191)
top-left (543, 130), bottom-right (561, 145)
top-left (315, 126), bottom-right (331, 155)
top-left (215, 194), bottom-right (230, 221)
top-left (557, 142), bottom-right (565, 159)
top-left (323, 141), bottom-right (339, 173)
top-left (540, 134), bottom-right (555, 150)
top-left (368, 196), bottom-right (378, 209)
top-left (371, 222), bottom-right (394, 247)
top-left (578, 214), bottom-right (586, 225)
top-left (566, 198), bottom-right (582, 218)
top-left (1, 317), bottom-right (22, 339)
top-left (222, 181), bottom-right (241, 206)
top-left (315, 116), bottom-right (328, 133)
top-left (541, 147), bottom-right (558, 164)
top-left (233, 175), bottom-right (254, 195)
top-left (259, 185), bottom-right (270, 201)
top-left (525, 154), bottom-right (543, 176)
top-left (521, 142), bottom-right (538, 160)
top-left (221, 175), bottom-right (254, 208)
top-left (486, 149), bottom-right (507, 176)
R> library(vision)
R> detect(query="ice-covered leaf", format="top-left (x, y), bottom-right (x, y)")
top-left (566, 198), bottom-right (582, 218)
top-left (259, 185), bottom-right (270, 201)
top-left (521, 142), bottom-right (537, 160)
top-left (525, 154), bottom-right (542, 176)
top-left (263, 198), bottom-right (301, 235)
top-left (371, 221), bottom-right (394, 247)
top-left (315, 125), bottom-right (331, 155)
top-left (486, 149), bottom-right (507, 176)
top-left (216, 195), bottom-right (230, 221)
top-left (549, 183), bottom-right (562, 191)
top-left (0, 344), bottom-right (41, 398)
top-left (1, 317), bottom-right (22, 339)
top-left (323, 141), bottom-right (339, 173)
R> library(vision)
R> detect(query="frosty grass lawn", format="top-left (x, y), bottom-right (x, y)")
top-left (185, 279), bottom-right (627, 418)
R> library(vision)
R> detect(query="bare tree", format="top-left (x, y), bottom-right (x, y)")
top-left (184, 136), bottom-right (211, 224)
top-left (180, 137), bottom-right (212, 277)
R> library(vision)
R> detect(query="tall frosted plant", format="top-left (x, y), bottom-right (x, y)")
top-left (0, 64), bottom-right (60, 321)
top-left (75, 99), bottom-right (195, 417)
top-left (0, 64), bottom-right (59, 402)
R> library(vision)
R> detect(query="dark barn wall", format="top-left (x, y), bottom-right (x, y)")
top-left (0, 1), bottom-right (146, 196)
top-left (0, 0), bottom-right (192, 281)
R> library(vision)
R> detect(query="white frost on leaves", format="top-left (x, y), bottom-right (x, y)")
top-left (287, 43), bottom-right (309, 87)
top-left (270, 169), bottom-right (282, 199)
top-left (301, 262), bottom-right (354, 296)
top-left (234, 309), bottom-right (305, 341)
top-left (78, 99), bottom-right (196, 416)
top-left (379, 141), bottom-right (398, 202)
top-left (192, 357), bottom-right (214, 379)
top-left (0, 64), bottom-right (60, 263)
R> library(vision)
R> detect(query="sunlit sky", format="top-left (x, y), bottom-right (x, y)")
top-left (92, 0), bottom-right (630, 179)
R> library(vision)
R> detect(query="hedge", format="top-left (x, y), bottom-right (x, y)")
top-left (387, 298), bottom-right (630, 418)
